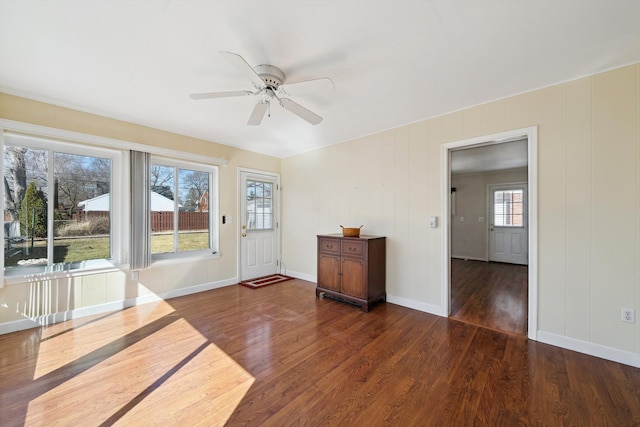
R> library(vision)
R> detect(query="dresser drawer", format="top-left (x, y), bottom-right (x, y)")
top-left (341, 240), bottom-right (365, 257)
top-left (319, 238), bottom-right (340, 254)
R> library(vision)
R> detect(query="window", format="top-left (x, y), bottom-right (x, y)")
top-left (245, 179), bottom-right (273, 230)
top-left (494, 189), bottom-right (524, 227)
top-left (3, 133), bottom-right (121, 276)
top-left (150, 158), bottom-right (217, 258)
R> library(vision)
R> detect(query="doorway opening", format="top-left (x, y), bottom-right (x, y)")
top-left (441, 127), bottom-right (538, 340)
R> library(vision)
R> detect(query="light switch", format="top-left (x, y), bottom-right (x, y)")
top-left (478, 216), bottom-right (485, 222)
top-left (459, 216), bottom-right (464, 222)
top-left (429, 216), bottom-right (438, 228)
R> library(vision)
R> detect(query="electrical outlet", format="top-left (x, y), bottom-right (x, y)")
top-left (621, 308), bottom-right (635, 323)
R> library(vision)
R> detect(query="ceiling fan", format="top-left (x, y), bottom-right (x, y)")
top-left (190, 51), bottom-right (335, 126)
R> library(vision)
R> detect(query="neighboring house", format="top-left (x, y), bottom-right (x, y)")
top-left (78, 192), bottom-right (181, 212)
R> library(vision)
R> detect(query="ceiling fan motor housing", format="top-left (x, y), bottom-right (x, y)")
top-left (254, 64), bottom-right (285, 89)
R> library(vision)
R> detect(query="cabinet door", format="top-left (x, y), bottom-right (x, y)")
top-left (318, 253), bottom-right (341, 292)
top-left (341, 257), bottom-right (366, 298)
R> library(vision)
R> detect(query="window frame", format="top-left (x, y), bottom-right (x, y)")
top-left (2, 131), bottom-right (125, 278)
top-left (150, 155), bottom-right (219, 261)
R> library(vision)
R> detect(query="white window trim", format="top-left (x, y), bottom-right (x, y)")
top-left (149, 156), bottom-right (220, 261)
top-left (0, 119), bottom-right (228, 166)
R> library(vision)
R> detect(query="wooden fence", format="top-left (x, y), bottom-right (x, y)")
top-left (151, 211), bottom-right (209, 231)
top-left (73, 211), bottom-right (209, 231)
top-left (72, 211), bottom-right (109, 221)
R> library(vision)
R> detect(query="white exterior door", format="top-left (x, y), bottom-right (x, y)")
top-left (240, 170), bottom-right (279, 280)
top-left (489, 183), bottom-right (528, 265)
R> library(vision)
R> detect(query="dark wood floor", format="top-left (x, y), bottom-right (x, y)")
top-left (1, 279), bottom-right (639, 426)
top-left (451, 258), bottom-right (528, 335)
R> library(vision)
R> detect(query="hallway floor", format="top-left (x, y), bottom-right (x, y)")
top-left (451, 258), bottom-right (528, 335)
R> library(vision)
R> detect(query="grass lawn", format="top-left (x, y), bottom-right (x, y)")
top-left (5, 232), bottom-right (209, 266)
top-left (152, 231), bottom-right (210, 254)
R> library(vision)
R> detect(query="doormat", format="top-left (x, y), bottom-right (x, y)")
top-left (240, 274), bottom-right (294, 289)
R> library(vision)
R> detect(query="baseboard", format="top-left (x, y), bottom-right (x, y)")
top-left (386, 294), bottom-right (444, 316)
top-left (285, 270), bottom-right (316, 283)
top-left (537, 330), bottom-right (640, 368)
top-left (0, 318), bottom-right (42, 335)
top-left (161, 277), bottom-right (238, 300)
top-left (451, 255), bottom-right (488, 262)
top-left (284, 276), bottom-right (445, 317)
top-left (0, 278), bottom-right (238, 335)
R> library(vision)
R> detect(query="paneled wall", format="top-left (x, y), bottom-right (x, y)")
top-left (0, 92), bottom-right (280, 330)
top-left (282, 64), bottom-right (640, 358)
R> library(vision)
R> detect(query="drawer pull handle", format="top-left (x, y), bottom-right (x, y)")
top-left (350, 247), bottom-right (356, 251)
top-left (327, 245), bottom-right (333, 249)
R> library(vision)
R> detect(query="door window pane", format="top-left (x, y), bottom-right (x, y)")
top-left (494, 189), bottom-right (524, 227)
top-left (246, 180), bottom-right (273, 230)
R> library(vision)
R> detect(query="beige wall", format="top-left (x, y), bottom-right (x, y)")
top-left (0, 92), bottom-right (280, 327)
top-left (282, 64), bottom-right (640, 358)
top-left (451, 168), bottom-right (528, 260)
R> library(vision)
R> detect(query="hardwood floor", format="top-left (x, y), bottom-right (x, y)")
top-left (451, 258), bottom-right (528, 335)
top-left (1, 279), bottom-right (639, 426)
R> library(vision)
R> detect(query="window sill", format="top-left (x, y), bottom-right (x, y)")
top-left (3, 260), bottom-right (125, 286)
top-left (150, 251), bottom-right (222, 267)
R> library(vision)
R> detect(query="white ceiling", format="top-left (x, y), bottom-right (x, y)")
top-left (1, 1), bottom-right (639, 159)
top-left (451, 139), bottom-right (528, 175)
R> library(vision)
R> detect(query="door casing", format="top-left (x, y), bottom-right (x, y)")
top-left (237, 168), bottom-right (281, 281)
top-left (441, 126), bottom-right (538, 341)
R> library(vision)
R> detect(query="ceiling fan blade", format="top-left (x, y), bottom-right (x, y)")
top-left (279, 98), bottom-right (323, 125)
top-left (278, 77), bottom-right (335, 96)
top-left (247, 101), bottom-right (269, 126)
top-left (220, 51), bottom-right (266, 90)
top-left (189, 90), bottom-right (253, 100)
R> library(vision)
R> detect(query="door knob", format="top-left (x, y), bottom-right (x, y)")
top-left (242, 233), bottom-right (247, 237)
top-left (242, 225), bottom-right (246, 230)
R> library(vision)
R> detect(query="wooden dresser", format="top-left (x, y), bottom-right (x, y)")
top-left (316, 234), bottom-right (386, 312)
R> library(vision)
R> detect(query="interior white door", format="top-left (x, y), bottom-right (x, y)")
top-left (489, 183), bottom-right (528, 265)
top-left (240, 171), bottom-right (279, 280)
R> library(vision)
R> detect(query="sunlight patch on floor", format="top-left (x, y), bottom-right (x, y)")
top-left (33, 300), bottom-right (177, 379)
top-left (115, 343), bottom-right (255, 426)
top-left (27, 314), bottom-right (254, 426)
